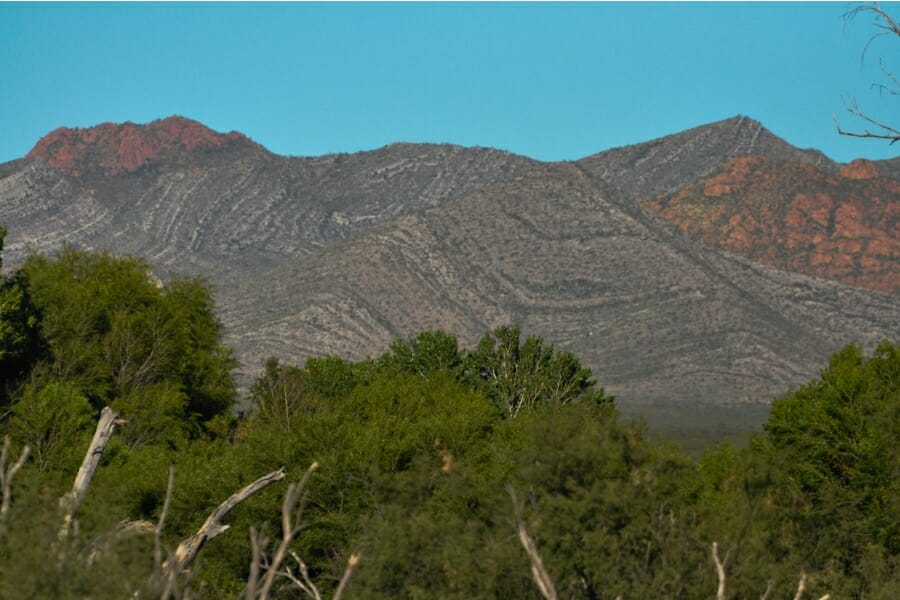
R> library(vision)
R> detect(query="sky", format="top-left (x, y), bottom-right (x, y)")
top-left (1, 2), bottom-right (898, 164)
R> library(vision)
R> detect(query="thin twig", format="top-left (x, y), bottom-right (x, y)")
top-left (256, 462), bottom-right (318, 599)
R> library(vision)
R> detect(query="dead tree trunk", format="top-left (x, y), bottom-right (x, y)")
top-left (0, 436), bottom-right (31, 539)
top-left (59, 406), bottom-right (122, 538)
top-left (164, 466), bottom-right (287, 577)
top-left (507, 484), bottom-right (558, 600)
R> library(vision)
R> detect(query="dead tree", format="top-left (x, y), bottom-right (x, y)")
top-left (245, 462), bottom-right (359, 600)
top-left (161, 466), bottom-right (288, 582)
top-left (835, 3), bottom-right (900, 144)
top-left (711, 541), bottom-right (831, 600)
top-left (507, 485), bottom-right (559, 600)
top-left (0, 436), bottom-right (31, 539)
top-left (59, 406), bottom-right (123, 538)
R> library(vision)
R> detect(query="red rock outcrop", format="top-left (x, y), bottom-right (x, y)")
top-left (840, 158), bottom-right (880, 180)
top-left (27, 116), bottom-right (248, 178)
top-left (640, 155), bottom-right (900, 293)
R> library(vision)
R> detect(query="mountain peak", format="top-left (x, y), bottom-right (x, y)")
top-left (26, 116), bottom-right (251, 178)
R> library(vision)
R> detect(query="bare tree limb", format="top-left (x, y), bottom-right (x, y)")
top-left (835, 107), bottom-right (900, 144)
top-left (711, 541), bottom-right (726, 600)
top-left (284, 549), bottom-right (322, 600)
top-left (793, 572), bottom-right (807, 600)
top-left (246, 526), bottom-right (264, 600)
top-left (507, 484), bottom-right (558, 600)
top-left (60, 406), bottom-right (123, 538)
top-left (837, 3), bottom-right (900, 144)
top-left (155, 465), bottom-right (176, 569)
top-left (333, 553), bottom-right (360, 600)
top-left (256, 462), bottom-right (318, 599)
top-left (245, 462), bottom-right (359, 600)
top-left (0, 436), bottom-right (31, 538)
top-left (84, 518), bottom-right (156, 566)
top-left (165, 466), bottom-right (287, 576)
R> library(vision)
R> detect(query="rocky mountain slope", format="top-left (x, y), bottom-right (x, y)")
top-left (4, 117), bottom-right (538, 285)
top-left (1, 115), bottom-right (897, 434)
top-left (639, 156), bottom-right (899, 293)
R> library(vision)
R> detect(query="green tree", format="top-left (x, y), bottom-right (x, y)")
top-left (379, 330), bottom-right (463, 378)
top-left (463, 325), bottom-right (612, 418)
top-left (248, 358), bottom-right (307, 430)
top-left (9, 380), bottom-right (94, 471)
top-left (759, 341), bottom-right (900, 594)
top-left (19, 247), bottom-right (235, 428)
top-left (0, 227), bottom-right (44, 404)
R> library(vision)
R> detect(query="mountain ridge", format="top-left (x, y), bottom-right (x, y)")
top-left (2, 114), bottom-right (897, 434)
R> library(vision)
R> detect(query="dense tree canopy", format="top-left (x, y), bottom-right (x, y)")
top-left (0, 237), bottom-right (897, 598)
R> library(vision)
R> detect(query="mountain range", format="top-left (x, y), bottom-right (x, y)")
top-left (1, 115), bottom-right (897, 438)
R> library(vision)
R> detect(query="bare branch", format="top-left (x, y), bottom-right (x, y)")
top-left (256, 462), bottom-right (318, 599)
top-left (759, 579), bottom-right (774, 600)
top-left (0, 436), bottom-right (31, 537)
top-left (877, 58), bottom-right (900, 93)
top-left (246, 526), bottom-right (264, 600)
top-left (333, 554), bottom-right (360, 600)
top-left (155, 465), bottom-right (176, 569)
top-left (507, 484), bottom-right (558, 600)
top-left (711, 541), bottom-right (726, 600)
top-left (166, 466), bottom-right (287, 576)
top-left (837, 3), bottom-right (900, 144)
top-left (834, 93), bottom-right (900, 143)
top-left (793, 572), bottom-right (807, 600)
top-left (245, 462), bottom-right (357, 600)
top-left (60, 407), bottom-right (123, 538)
top-left (285, 550), bottom-right (322, 600)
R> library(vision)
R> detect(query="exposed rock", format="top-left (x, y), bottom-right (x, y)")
top-left (840, 158), bottom-right (880, 180)
top-left (26, 116), bottom-right (250, 179)
top-left (639, 155), bottom-right (900, 293)
top-left (2, 115), bottom-right (898, 437)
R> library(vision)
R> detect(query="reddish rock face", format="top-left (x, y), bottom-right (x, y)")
top-left (640, 155), bottom-right (900, 293)
top-left (840, 158), bottom-right (880, 180)
top-left (27, 116), bottom-right (247, 178)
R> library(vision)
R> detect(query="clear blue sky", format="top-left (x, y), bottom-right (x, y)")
top-left (1, 2), bottom-right (897, 164)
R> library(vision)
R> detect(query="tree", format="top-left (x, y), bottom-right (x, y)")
top-left (0, 227), bottom-right (44, 405)
top-left (379, 330), bottom-right (463, 379)
top-left (15, 247), bottom-right (235, 434)
top-left (835, 3), bottom-right (900, 144)
top-left (248, 358), bottom-right (307, 430)
top-left (463, 325), bottom-right (612, 418)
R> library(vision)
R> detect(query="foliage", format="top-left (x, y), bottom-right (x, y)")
top-left (0, 235), bottom-right (897, 598)
top-left (16, 246), bottom-right (235, 429)
top-left (9, 380), bottom-right (94, 471)
top-left (463, 325), bottom-right (612, 418)
top-left (0, 227), bottom-right (44, 405)
top-left (758, 341), bottom-right (900, 596)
